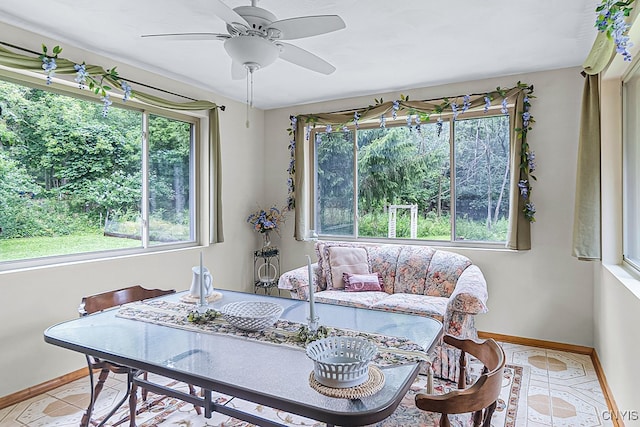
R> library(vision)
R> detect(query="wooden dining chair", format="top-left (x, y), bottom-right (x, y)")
top-left (78, 285), bottom-right (201, 427)
top-left (415, 335), bottom-right (506, 427)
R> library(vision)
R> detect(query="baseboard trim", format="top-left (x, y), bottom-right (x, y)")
top-left (0, 367), bottom-right (89, 410)
top-left (478, 331), bottom-right (594, 354)
top-left (478, 331), bottom-right (623, 427)
top-left (591, 350), bottom-right (624, 427)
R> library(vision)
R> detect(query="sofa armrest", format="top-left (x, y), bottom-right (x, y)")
top-left (277, 263), bottom-right (320, 300)
top-left (447, 265), bottom-right (488, 315)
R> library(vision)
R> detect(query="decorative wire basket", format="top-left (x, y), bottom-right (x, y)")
top-left (306, 336), bottom-right (378, 388)
top-left (220, 301), bottom-right (284, 331)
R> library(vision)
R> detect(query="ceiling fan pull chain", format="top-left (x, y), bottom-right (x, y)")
top-left (245, 66), bottom-right (250, 128)
top-left (250, 68), bottom-right (254, 108)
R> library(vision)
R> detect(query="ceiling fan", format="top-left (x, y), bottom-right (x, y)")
top-left (141, 0), bottom-right (346, 79)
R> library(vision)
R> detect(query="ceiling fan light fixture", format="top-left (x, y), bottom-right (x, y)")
top-left (223, 36), bottom-right (279, 69)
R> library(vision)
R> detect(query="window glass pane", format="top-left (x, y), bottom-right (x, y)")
top-left (0, 79), bottom-right (142, 262)
top-left (624, 71), bottom-right (640, 269)
top-left (454, 115), bottom-right (510, 242)
top-left (148, 114), bottom-right (194, 245)
top-left (315, 131), bottom-right (354, 236)
top-left (357, 123), bottom-right (450, 240)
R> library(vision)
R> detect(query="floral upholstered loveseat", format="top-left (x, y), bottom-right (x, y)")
top-left (277, 240), bottom-right (489, 381)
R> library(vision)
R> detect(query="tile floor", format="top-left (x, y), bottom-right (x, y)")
top-left (0, 342), bottom-right (614, 426)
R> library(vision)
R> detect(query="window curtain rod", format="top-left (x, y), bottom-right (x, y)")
top-left (0, 40), bottom-right (225, 111)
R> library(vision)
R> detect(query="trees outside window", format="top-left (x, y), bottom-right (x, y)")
top-left (0, 78), bottom-right (196, 263)
top-left (313, 113), bottom-right (510, 244)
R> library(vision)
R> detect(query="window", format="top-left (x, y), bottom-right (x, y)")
top-left (623, 66), bottom-right (640, 271)
top-left (312, 113), bottom-right (511, 244)
top-left (0, 77), bottom-right (197, 265)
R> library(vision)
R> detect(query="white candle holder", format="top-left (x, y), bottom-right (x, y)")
top-left (307, 315), bottom-right (320, 333)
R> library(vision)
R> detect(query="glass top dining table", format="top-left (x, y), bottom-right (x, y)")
top-left (45, 289), bottom-right (443, 427)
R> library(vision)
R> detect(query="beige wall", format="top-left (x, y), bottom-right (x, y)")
top-left (264, 67), bottom-right (595, 346)
top-left (0, 23), bottom-right (267, 396)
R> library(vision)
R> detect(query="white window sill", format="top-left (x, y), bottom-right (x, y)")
top-left (602, 262), bottom-right (640, 300)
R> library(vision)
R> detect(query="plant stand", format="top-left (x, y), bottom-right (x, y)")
top-left (253, 247), bottom-right (280, 295)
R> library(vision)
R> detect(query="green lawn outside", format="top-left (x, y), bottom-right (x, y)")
top-left (0, 232), bottom-right (141, 262)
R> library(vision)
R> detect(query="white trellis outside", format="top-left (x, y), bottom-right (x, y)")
top-left (388, 204), bottom-right (418, 239)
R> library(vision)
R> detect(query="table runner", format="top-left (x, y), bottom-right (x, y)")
top-left (117, 300), bottom-right (430, 368)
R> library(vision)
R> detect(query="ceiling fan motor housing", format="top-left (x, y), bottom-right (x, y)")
top-left (229, 5), bottom-right (277, 34)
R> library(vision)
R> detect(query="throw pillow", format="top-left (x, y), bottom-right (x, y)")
top-left (342, 272), bottom-right (384, 292)
top-left (326, 246), bottom-right (369, 290)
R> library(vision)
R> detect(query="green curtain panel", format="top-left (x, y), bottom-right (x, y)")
top-left (293, 86), bottom-right (532, 249)
top-left (0, 44), bottom-right (225, 244)
top-left (505, 91), bottom-right (531, 250)
top-left (572, 74), bottom-right (601, 260)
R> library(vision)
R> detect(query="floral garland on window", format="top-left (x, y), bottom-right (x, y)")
top-left (39, 44), bottom-right (131, 117)
top-left (287, 82), bottom-right (537, 222)
top-left (596, 0), bottom-right (635, 61)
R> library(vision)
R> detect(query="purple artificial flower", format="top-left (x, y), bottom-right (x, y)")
top-left (290, 115), bottom-right (297, 127)
top-left (462, 95), bottom-right (471, 113)
top-left (451, 102), bottom-right (459, 121)
top-left (484, 96), bottom-right (491, 113)
top-left (41, 57), bottom-right (57, 85)
top-left (380, 115), bottom-right (386, 128)
top-left (406, 114), bottom-right (413, 129)
top-left (522, 111), bottom-right (531, 127)
top-left (392, 100), bottom-right (400, 120)
top-left (527, 151), bottom-right (536, 172)
top-left (501, 98), bottom-right (508, 115)
top-left (342, 126), bottom-right (349, 133)
top-left (518, 180), bottom-right (529, 199)
top-left (74, 63), bottom-right (88, 89)
top-left (120, 80), bottom-right (132, 102)
top-left (524, 202), bottom-right (536, 222)
top-left (100, 94), bottom-right (112, 118)
top-left (415, 116), bottom-right (422, 134)
top-left (325, 124), bottom-right (332, 133)
top-left (354, 111), bottom-right (360, 129)
top-left (436, 117), bottom-right (443, 137)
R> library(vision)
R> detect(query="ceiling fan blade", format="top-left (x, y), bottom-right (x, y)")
top-left (141, 32), bottom-right (228, 41)
top-left (231, 61), bottom-right (245, 80)
top-left (211, 0), bottom-right (249, 27)
top-left (269, 15), bottom-right (346, 40)
top-left (278, 42), bottom-right (336, 75)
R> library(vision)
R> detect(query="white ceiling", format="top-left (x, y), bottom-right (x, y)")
top-left (0, 0), bottom-right (598, 110)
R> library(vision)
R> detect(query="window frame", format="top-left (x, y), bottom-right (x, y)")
top-left (309, 107), bottom-right (513, 248)
top-left (622, 62), bottom-right (640, 273)
top-left (0, 69), bottom-right (205, 271)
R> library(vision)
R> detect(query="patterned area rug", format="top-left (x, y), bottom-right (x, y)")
top-left (96, 364), bottom-right (522, 427)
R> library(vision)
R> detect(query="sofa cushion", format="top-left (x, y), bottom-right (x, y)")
top-left (366, 244), bottom-right (402, 294)
top-left (343, 272), bottom-right (384, 292)
top-left (314, 290), bottom-right (389, 309)
top-left (425, 250), bottom-right (472, 297)
top-left (394, 246), bottom-right (436, 295)
top-left (325, 246), bottom-right (369, 290)
top-left (316, 241), bottom-right (369, 290)
top-left (370, 294), bottom-right (448, 322)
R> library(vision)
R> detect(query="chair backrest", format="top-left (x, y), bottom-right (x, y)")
top-left (79, 285), bottom-right (175, 316)
top-left (415, 335), bottom-right (506, 414)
